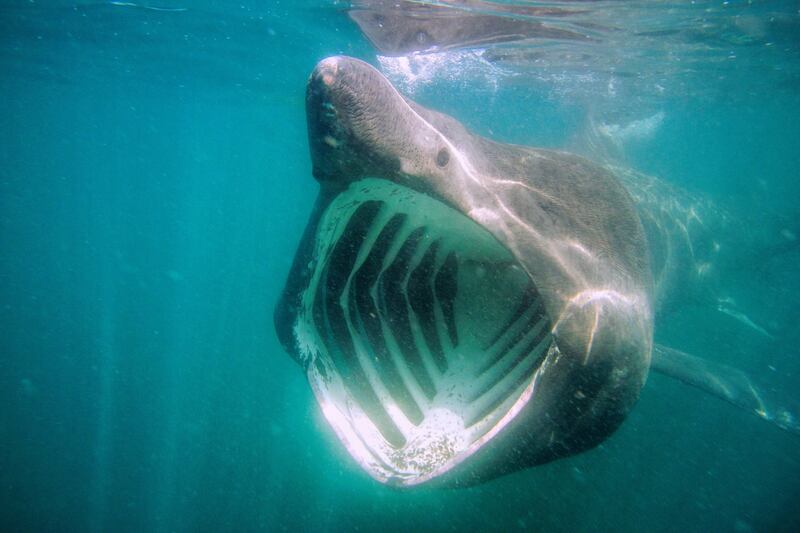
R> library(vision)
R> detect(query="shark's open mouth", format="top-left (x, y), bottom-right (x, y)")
top-left (294, 178), bottom-right (555, 486)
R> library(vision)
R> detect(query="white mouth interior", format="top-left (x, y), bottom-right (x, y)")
top-left (295, 178), bottom-right (554, 486)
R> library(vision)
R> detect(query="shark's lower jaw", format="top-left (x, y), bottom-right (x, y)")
top-left (294, 178), bottom-right (555, 486)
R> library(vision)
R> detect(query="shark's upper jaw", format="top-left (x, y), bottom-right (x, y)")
top-left (292, 178), bottom-right (555, 486)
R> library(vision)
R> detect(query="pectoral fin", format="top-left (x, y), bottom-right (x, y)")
top-left (651, 344), bottom-right (799, 435)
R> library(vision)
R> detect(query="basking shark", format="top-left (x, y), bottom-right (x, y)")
top-left (275, 56), bottom-right (798, 487)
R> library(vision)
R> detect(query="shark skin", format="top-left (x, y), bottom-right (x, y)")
top-left (274, 56), bottom-right (797, 488)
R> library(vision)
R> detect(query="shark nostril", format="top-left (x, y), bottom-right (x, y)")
top-left (436, 148), bottom-right (450, 167)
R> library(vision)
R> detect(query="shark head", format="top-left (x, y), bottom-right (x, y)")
top-left (275, 56), bottom-right (654, 487)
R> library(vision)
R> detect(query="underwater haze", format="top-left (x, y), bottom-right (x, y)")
top-left (1, 1), bottom-right (799, 531)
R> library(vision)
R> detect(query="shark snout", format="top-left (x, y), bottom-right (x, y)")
top-left (308, 55), bottom-right (368, 105)
top-left (313, 56), bottom-right (342, 86)
top-left (306, 57), bottom-right (363, 184)
top-left (306, 57), bottom-right (405, 186)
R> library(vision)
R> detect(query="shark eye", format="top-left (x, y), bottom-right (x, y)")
top-left (436, 148), bottom-right (450, 167)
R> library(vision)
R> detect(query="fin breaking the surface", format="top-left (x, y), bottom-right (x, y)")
top-left (650, 344), bottom-right (799, 435)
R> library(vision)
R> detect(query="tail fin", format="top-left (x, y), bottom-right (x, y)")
top-left (651, 344), bottom-right (799, 435)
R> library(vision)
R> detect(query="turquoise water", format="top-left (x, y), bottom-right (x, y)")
top-left (1, 1), bottom-right (799, 531)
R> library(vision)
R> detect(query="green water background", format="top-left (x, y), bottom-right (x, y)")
top-left (1, 1), bottom-right (799, 531)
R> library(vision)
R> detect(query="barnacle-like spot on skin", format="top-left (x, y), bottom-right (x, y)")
top-left (436, 147), bottom-right (450, 167)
